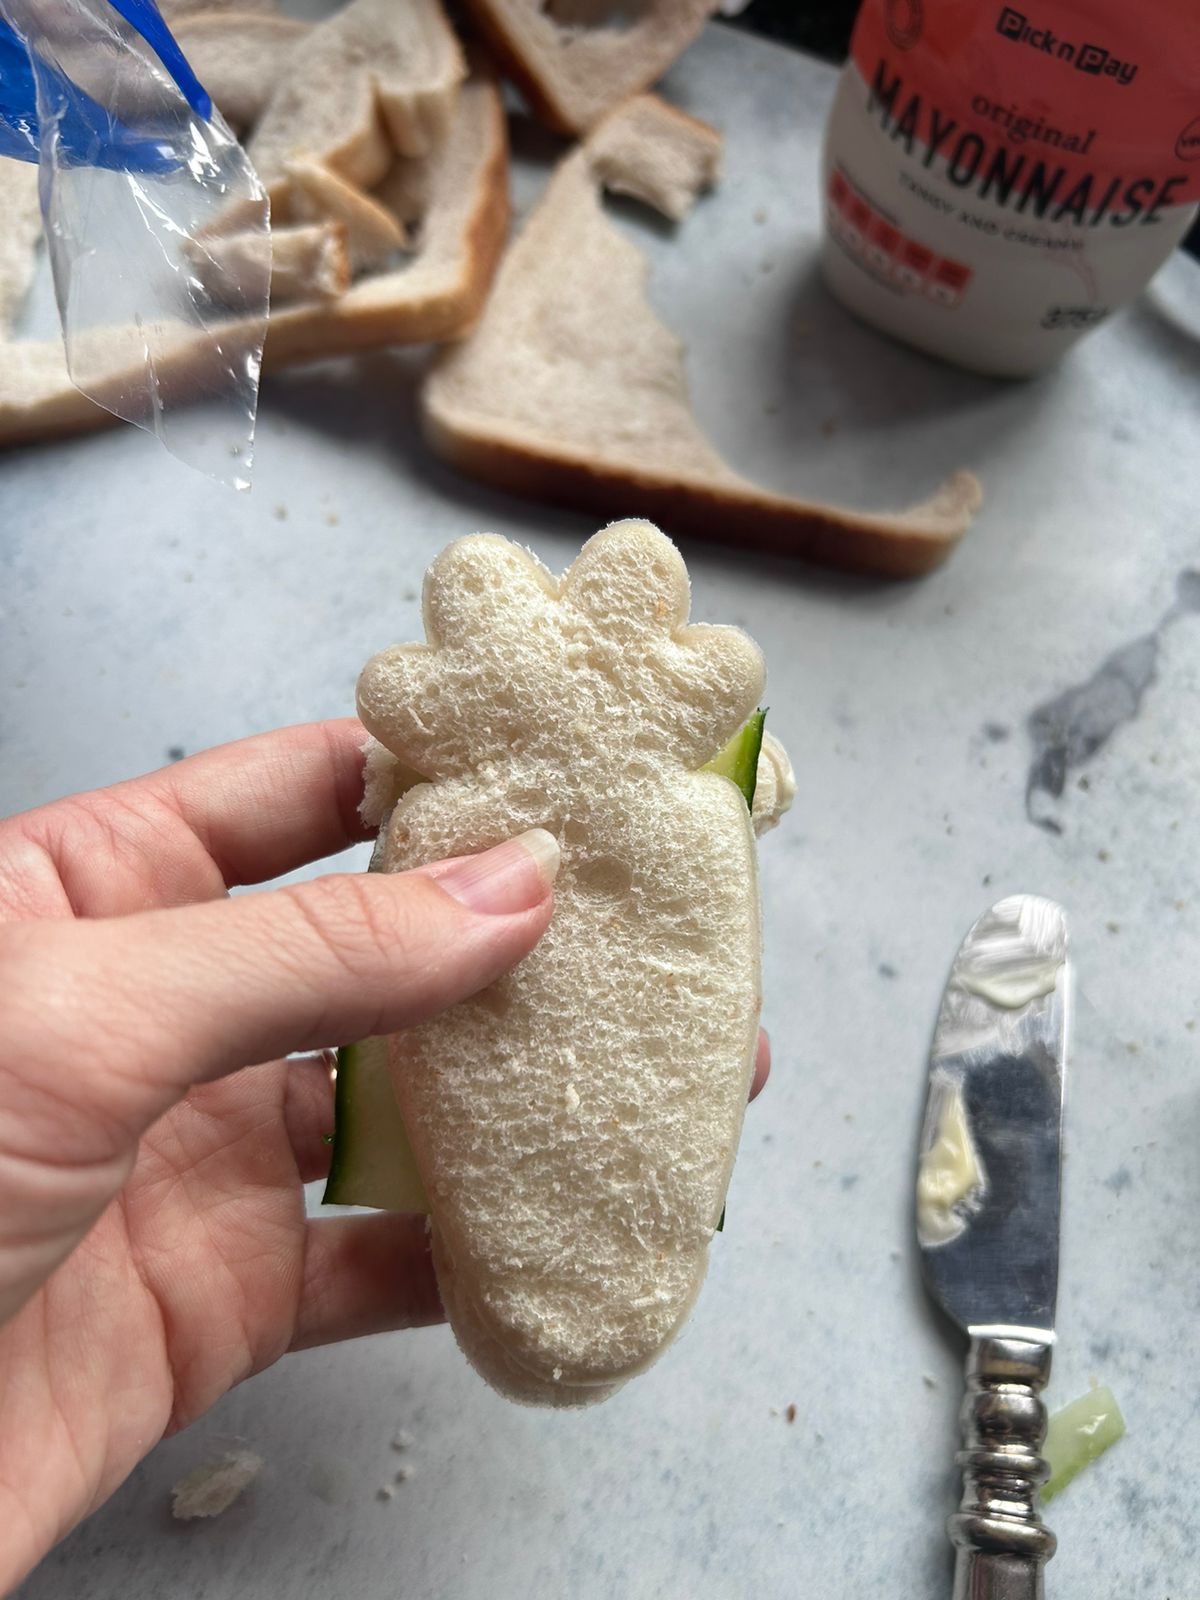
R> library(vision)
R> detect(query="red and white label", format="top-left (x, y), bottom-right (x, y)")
top-left (850, 0), bottom-right (1200, 209)
top-left (827, 168), bottom-right (975, 306)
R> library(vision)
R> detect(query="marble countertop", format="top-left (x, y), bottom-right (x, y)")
top-left (4, 24), bottom-right (1200, 1600)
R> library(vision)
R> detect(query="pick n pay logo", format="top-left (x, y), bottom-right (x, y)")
top-left (996, 6), bottom-right (1139, 85)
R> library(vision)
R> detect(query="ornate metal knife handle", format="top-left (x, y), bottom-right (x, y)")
top-left (949, 1335), bottom-right (1056, 1600)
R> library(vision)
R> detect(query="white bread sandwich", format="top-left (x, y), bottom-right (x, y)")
top-left (423, 95), bottom-right (982, 578)
top-left (328, 519), bottom-right (793, 1405)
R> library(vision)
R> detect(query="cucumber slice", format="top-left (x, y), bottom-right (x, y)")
top-left (322, 1037), bottom-right (430, 1213)
top-left (703, 708), bottom-right (766, 1242)
top-left (1042, 1385), bottom-right (1126, 1502)
top-left (703, 710), bottom-right (766, 809)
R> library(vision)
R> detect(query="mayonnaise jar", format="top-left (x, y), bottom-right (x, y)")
top-left (821, 0), bottom-right (1200, 376)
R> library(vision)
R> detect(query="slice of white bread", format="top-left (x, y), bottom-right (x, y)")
top-left (285, 158), bottom-right (408, 272)
top-left (192, 222), bottom-right (351, 306)
top-left (0, 72), bottom-right (508, 445)
top-left (460, 0), bottom-right (718, 134)
top-left (0, 158), bottom-right (42, 334)
top-left (357, 520), bottom-right (787, 1405)
top-left (248, 0), bottom-right (466, 201)
top-left (585, 94), bottom-right (721, 222)
top-left (423, 96), bottom-right (982, 578)
top-left (172, 13), bottom-right (311, 132)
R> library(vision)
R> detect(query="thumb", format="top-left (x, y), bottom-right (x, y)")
top-left (0, 829), bottom-right (559, 1166)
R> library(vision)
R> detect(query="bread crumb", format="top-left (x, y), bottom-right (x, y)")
top-left (394, 1465), bottom-right (415, 1483)
top-left (753, 207), bottom-right (767, 224)
top-left (377, 1485), bottom-right (395, 1502)
top-left (171, 1450), bottom-right (263, 1520)
top-left (785, 1403), bottom-right (796, 1424)
top-left (274, 504), bottom-right (288, 520)
top-left (391, 1429), bottom-right (414, 1452)
top-left (326, 512), bottom-right (340, 526)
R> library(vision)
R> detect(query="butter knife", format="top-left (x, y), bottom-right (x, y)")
top-left (917, 894), bottom-right (1070, 1600)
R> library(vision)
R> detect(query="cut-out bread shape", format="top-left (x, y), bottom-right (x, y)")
top-left (461, 0), bottom-right (718, 134)
top-left (357, 520), bottom-right (789, 1404)
top-left (423, 95), bottom-right (982, 578)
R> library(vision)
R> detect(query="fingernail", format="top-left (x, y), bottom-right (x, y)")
top-left (436, 829), bottom-right (560, 915)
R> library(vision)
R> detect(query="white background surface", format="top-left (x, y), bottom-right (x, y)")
top-left (3, 23), bottom-right (1200, 1599)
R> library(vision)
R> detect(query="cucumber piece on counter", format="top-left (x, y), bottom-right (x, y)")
top-left (323, 1037), bottom-right (430, 1213)
top-left (703, 710), bottom-right (766, 809)
top-left (1042, 1385), bottom-right (1126, 1502)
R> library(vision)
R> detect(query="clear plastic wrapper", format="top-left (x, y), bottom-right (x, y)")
top-left (0, 0), bottom-right (270, 487)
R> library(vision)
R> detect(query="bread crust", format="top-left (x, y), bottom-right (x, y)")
top-left (0, 74), bottom-right (510, 446)
top-left (460, 0), bottom-right (719, 134)
top-left (424, 409), bottom-right (981, 579)
top-left (422, 93), bottom-right (981, 578)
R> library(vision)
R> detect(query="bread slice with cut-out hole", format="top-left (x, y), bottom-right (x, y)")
top-left (0, 71), bottom-right (508, 445)
top-left (461, 0), bottom-right (718, 133)
top-left (248, 0), bottom-right (466, 202)
top-left (423, 95), bottom-right (982, 578)
top-left (172, 13), bottom-right (311, 131)
top-left (357, 520), bottom-right (789, 1404)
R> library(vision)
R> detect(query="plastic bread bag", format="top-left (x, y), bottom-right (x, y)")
top-left (0, 0), bottom-right (269, 486)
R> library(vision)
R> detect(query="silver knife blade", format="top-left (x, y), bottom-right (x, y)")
top-left (917, 894), bottom-right (1069, 1341)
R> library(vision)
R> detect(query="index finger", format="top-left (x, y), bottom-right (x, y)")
top-left (147, 718), bottom-right (376, 886)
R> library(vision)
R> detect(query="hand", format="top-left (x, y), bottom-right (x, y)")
top-left (0, 721), bottom-right (771, 1589)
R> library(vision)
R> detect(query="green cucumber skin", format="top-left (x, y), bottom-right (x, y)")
top-left (321, 1042), bottom-right (359, 1207)
top-left (703, 709), bottom-right (766, 810)
top-left (322, 1039), bottom-right (430, 1213)
top-left (1042, 1385), bottom-right (1126, 1502)
top-left (704, 709), bottom-right (766, 1240)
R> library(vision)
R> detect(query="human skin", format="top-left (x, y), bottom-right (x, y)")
top-left (0, 719), bottom-right (769, 1589)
